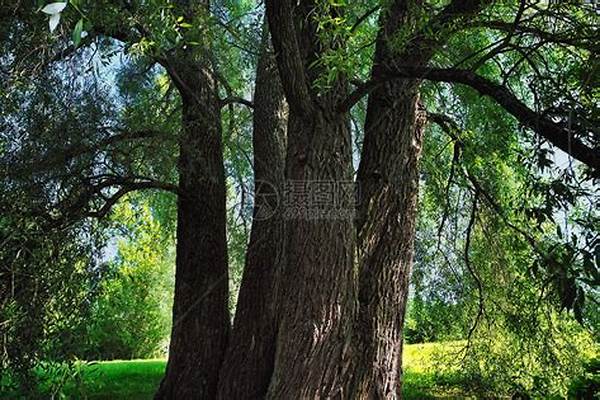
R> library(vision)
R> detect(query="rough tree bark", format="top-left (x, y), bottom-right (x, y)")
top-left (354, 3), bottom-right (425, 397)
top-left (155, 8), bottom-right (231, 398)
top-left (355, 71), bottom-right (424, 400)
top-left (154, 1), bottom-right (508, 398)
top-left (355, 1), bottom-right (492, 398)
top-left (264, 1), bottom-right (358, 398)
top-left (217, 28), bottom-right (287, 400)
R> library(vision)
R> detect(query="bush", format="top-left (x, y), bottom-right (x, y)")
top-left (80, 199), bottom-right (174, 360)
top-left (0, 197), bottom-right (104, 397)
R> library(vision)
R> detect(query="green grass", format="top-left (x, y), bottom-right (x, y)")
top-left (20, 342), bottom-right (469, 399)
top-left (68, 359), bottom-right (166, 399)
top-left (402, 341), bottom-right (472, 399)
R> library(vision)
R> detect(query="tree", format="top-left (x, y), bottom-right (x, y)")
top-left (82, 195), bottom-right (175, 361)
top-left (216, 26), bottom-right (288, 399)
top-left (261, 0), bottom-right (598, 397)
top-left (3, 1), bottom-right (230, 396)
top-left (1, 0), bottom-right (597, 398)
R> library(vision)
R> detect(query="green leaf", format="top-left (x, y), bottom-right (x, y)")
top-left (72, 19), bottom-right (84, 47)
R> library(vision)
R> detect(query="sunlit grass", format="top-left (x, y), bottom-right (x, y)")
top-left (402, 341), bottom-right (472, 399)
top-left (55, 342), bottom-right (469, 399)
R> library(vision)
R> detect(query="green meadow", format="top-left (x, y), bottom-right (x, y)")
top-left (53, 342), bottom-right (467, 399)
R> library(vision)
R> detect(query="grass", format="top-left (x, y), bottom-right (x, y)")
top-left (402, 341), bottom-right (471, 399)
top-left (8, 342), bottom-right (469, 399)
top-left (67, 359), bottom-right (167, 399)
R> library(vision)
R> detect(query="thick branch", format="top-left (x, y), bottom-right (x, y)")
top-left (85, 179), bottom-right (179, 218)
top-left (220, 96), bottom-right (254, 109)
top-left (265, 0), bottom-right (314, 114)
top-left (343, 66), bottom-right (599, 170)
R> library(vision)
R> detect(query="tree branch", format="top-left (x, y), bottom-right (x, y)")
top-left (7, 129), bottom-right (163, 175)
top-left (464, 191), bottom-right (484, 349)
top-left (342, 66), bottom-right (599, 170)
top-left (84, 179), bottom-right (179, 219)
top-left (349, 5), bottom-right (380, 34)
top-left (265, 0), bottom-right (315, 115)
top-left (220, 96), bottom-right (254, 109)
top-left (471, 20), bottom-right (598, 52)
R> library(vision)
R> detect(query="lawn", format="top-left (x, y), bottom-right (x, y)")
top-left (55, 342), bottom-right (469, 399)
top-left (65, 359), bottom-right (166, 400)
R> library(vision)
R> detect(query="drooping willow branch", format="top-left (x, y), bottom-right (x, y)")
top-left (469, 20), bottom-right (598, 52)
top-left (427, 111), bottom-right (543, 255)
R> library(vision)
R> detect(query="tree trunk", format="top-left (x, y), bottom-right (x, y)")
top-left (262, 2), bottom-right (358, 397)
top-left (354, 1), bottom-right (491, 396)
top-left (355, 79), bottom-right (424, 398)
top-left (354, 13), bottom-right (426, 397)
top-left (217, 28), bottom-right (287, 400)
top-left (154, 2), bottom-right (490, 399)
top-left (156, 59), bottom-right (230, 400)
top-left (266, 111), bottom-right (358, 399)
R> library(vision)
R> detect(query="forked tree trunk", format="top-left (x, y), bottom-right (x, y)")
top-left (153, 1), bottom-right (491, 399)
top-left (217, 28), bottom-right (287, 400)
top-left (155, 59), bottom-right (230, 400)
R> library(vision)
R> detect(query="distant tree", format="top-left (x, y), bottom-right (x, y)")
top-left (82, 196), bottom-right (175, 361)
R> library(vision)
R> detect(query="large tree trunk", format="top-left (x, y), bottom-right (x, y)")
top-left (263, 1), bottom-right (358, 397)
top-left (155, 59), bottom-right (230, 400)
top-left (354, 2), bottom-right (425, 397)
top-left (354, 1), bottom-right (492, 396)
top-left (266, 111), bottom-right (357, 399)
top-left (217, 29), bottom-right (287, 400)
top-left (153, 2), bottom-right (491, 399)
top-left (355, 82), bottom-right (424, 399)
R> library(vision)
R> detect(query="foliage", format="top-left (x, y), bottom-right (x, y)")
top-left (0, 41), bottom-right (178, 392)
top-left (404, 295), bottom-right (466, 344)
top-left (1, 0), bottom-right (598, 397)
top-left (568, 357), bottom-right (600, 399)
top-left (0, 190), bottom-right (104, 397)
top-left (411, 43), bottom-right (599, 395)
top-left (80, 196), bottom-right (175, 361)
top-left (0, 56), bottom-right (108, 396)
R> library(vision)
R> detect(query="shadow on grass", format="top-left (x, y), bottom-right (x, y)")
top-left (65, 359), bottom-right (467, 399)
top-left (68, 360), bottom-right (166, 400)
top-left (404, 369), bottom-right (472, 400)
